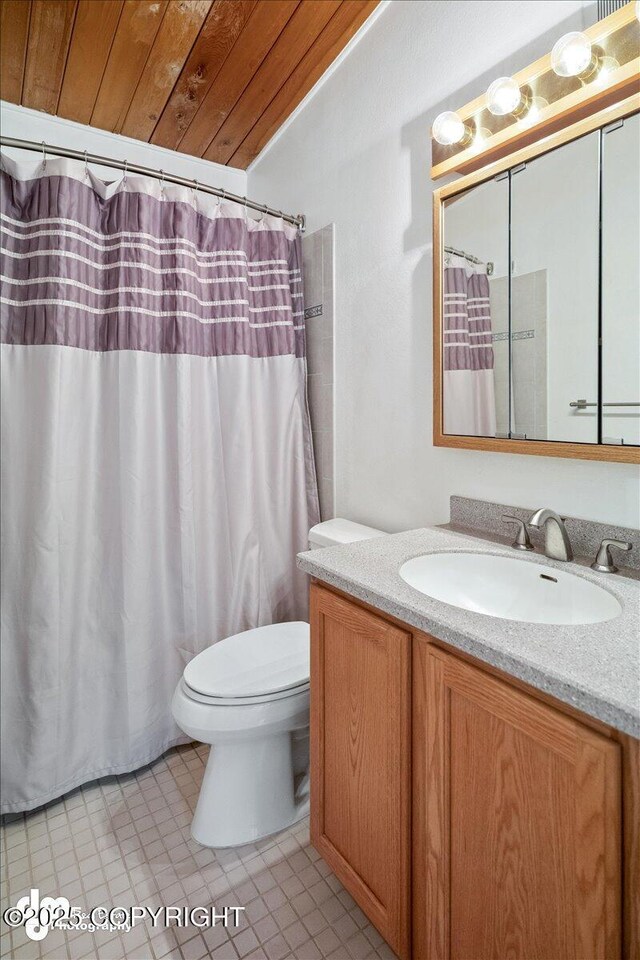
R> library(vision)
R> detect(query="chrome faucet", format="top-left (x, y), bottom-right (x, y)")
top-left (528, 508), bottom-right (574, 562)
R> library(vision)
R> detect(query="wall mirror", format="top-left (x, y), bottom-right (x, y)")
top-left (434, 101), bottom-right (639, 463)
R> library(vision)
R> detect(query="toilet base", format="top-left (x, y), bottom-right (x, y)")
top-left (191, 733), bottom-right (309, 848)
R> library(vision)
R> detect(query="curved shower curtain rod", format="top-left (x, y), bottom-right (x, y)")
top-left (0, 136), bottom-right (306, 232)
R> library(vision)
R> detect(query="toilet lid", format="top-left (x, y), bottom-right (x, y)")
top-left (183, 622), bottom-right (310, 700)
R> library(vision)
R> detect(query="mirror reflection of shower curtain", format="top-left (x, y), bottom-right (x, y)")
top-left (443, 262), bottom-right (497, 436)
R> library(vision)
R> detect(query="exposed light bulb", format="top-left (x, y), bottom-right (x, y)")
top-left (486, 77), bottom-right (526, 116)
top-left (551, 31), bottom-right (596, 78)
top-left (432, 111), bottom-right (470, 146)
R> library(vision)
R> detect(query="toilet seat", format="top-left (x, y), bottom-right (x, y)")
top-left (181, 677), bottom-right (310, 706)
top-left (183, 621), bottom-right (310, 703)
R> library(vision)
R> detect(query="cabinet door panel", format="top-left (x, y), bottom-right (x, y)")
top-left (416, 643), bottom-right (621, 960)
top-left (310, 584), bottom-right (411, 959)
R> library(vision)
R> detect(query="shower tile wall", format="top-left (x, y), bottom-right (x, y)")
top-left (490, 277), bottom-right (509, 435)
top-left (512, 269), bottom-right (547, 439)
top-left (303, 225), bottom-right (334, 520)
top-left (490, 269), bottom-right (548, 439)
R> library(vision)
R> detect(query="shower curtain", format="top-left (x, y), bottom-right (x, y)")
top-left (443, 261), bottom-right (497, 436)
top-left (0, 154), bottom-right (319, 813)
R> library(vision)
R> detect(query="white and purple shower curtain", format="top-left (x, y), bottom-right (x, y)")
top-left (0, 154), bottom-right (319, 812)
top-left (443, 262), bottom-right (497, 436)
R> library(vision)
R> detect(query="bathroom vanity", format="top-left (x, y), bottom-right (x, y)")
top-left (298, 522), bottom-right (640, 960)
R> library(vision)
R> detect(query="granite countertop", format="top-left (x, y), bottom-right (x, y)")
top-left (297, 526), bottom-right (640, 738)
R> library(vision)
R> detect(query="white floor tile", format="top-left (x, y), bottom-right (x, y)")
top-left (1, 744), bottom-right (396, 960)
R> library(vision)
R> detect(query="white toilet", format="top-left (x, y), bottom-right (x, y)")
top-left (171, 519), bottom-right (384, 848)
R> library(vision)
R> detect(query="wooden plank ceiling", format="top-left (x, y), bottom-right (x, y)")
top-left (0, 0), bottom-right (379, 168)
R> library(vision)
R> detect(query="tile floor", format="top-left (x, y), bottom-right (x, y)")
top-left (1, 744), bottom-right (397, 960)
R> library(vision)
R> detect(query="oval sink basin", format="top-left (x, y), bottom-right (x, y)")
top-left (399, 552), bottom-right (622, 625)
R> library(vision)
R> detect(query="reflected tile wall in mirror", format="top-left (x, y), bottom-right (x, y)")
top-left (489, 276), bottom-right (509, 436)
top-left (511, 269), bottom-right (548, 440)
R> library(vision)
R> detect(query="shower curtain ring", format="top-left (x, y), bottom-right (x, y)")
top-left (41, 141), bottom-right (47, 170)
top-left (83, 150), bottom-right (89, 179)
top-left (122, 159), bottom-right (128, 185)
top-left (217, 189), bottom-right (225, 208)
top-left (192, 178), bottom-right (199, 197)
top-left (159, 169), bottom-right (165, 197)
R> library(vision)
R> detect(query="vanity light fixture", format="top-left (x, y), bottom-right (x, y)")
top-left (551, 31), bottom-right (601, 79)
top-left (486, 77), bottom-right (530, 117)
top-left (432, 111), bottom-right (473, 146)
top-left (430, 2), bottom-right (639, 180)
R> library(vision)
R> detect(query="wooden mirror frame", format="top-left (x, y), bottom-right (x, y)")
top-left (433, 94), bottom-right (640, 465)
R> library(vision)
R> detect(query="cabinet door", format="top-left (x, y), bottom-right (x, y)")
top-left (310, 584), bottom-right (411, 959)
top-left (414, 643), bottom-right (621, 960)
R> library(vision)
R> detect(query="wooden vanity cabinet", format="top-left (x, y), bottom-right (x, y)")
top-left (413, 640), bottom-right (621, 960)
top-left (310, 581), bottom-right (638, 960)
top-left (309, 584), bottom-right (412, 959)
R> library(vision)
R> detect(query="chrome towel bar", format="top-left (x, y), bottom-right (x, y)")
top-left (570, 400), bottom-right (640, 409)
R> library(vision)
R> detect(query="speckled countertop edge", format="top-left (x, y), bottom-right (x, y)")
top-left (297, 527), bottom-right (640, 738)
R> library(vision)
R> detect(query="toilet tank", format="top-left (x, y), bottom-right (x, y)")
top-left (308, 518), bottom-right (385, 550)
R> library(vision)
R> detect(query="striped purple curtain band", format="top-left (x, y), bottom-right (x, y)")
top-left (443, 266), bottom-right (494, 371)
top-left (0, 172), bottom-right (306, 359)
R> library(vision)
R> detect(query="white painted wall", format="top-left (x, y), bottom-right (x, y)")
top-left (249, 0), bottom-right (640, 530)
top-left (0, 101), bottom-right (246, 195)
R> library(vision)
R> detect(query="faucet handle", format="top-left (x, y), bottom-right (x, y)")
top-left (591, 538), bottom-right (632, 574)
top-left (502, 515), bottom-right (534, 551)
